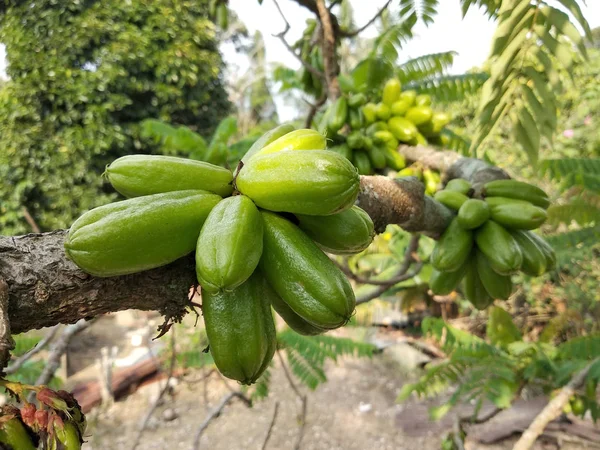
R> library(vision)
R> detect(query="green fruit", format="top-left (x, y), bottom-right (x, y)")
top-left (405, 106), bottom-right (433, 126)
top-left (348, 93), bottom-right (367, 108)
top-left (412, 132), bottom-right (428, 146)
top-left (388, 117), bottom-right (418, 142)
top-left (260, 211), bottom-right (356, 329)
top-left (570, 397), bottom-right (587, 416)
top-left (510, 230), bottom-right (547, 276)
top-left (429, 261), bottom-right (468, 295)
top-left (420, 112), bottom-right (451, 137)
top-left (445, 178), bottom-right (472, 195)
top-left (328, 97), bottom-right (348, 133)
top-left (385, 136), bottom-right (400, 152)
top-left (362, 103), bottom-right (378, 124)
top-left (391, 99), bottom-right (411, 116)
top-left (415, 94), bottom-right (432, 106)
top-left (476, 251), bottom-right (513, 300)
top-left (431, 218), bottom-right (474, 272)
top-left (55, 421), bottom-right (83, 450)
top-left (353, 150), bottom-right (373, 175)
top-left (399, 90), bottom-right (417, 106)
top-left (423, 169), bottom-right (439, 195)
top-left (255, 129), bottom-right (326, 157)
top-left (484, 196), bottom-right (533, 208)
top-left (375, 103), bottom-right (392, 120)
top-left (65, 190), bottom-right (221, 277)
top-left (489, 202), bottom-right (548, 230)
top-left (383, 147), bottom-right (406, 170)
top-left (296, 205), bottom-right (374, 255)
top-left (484, 180), bottom-right (550, 209)
top-left (268, 286), bottom-right (327, 336)
top-left (196, 196), bottom-right (263, 292)
top-left (328, 144), bottom-right (353, 161)
top-left (526, 231), bottom-right (557, 271)
top-left (349, 108), bottom-right (364, 129)
top-left (106, 155), bottom-right (234, 198)
top-left (0, 417), bottom-right (36, 450)
top-left (203, 271), bottom-right (276, 384)
top-left (382, 78), bottom-right (402, 106)
top-left (363, 136), bottom-right (374, 151)
top-left (236, 150), bottom-right (360, 216)
top-left (366, 121), bottom-right (389, 135)
top-left (347, 131), bottom-right (365, 150)
top-left (434, 190), bottom-right (468, 211)
top-left (372, 130), bottom-right (395, 144)
top-left (475, 221), bottom-right (523, 275)
top-left (242, 123), bottom-right (295, 163)
top-left (457, 199), bottom-right (490, 229)
top-left (463, 256), bottom-right (494, 310)
top-left (398, 166), bottom-right (423, 180)
top-left (368, 145), bottom-right (387, 170)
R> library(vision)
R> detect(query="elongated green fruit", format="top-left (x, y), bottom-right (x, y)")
top-left (429, 260), bottom-right (468, 295)
top-left (236, 150), bottom-right (359, 216)
top-left (383, 147), bottom-right (406, 170)
top-left (349, 108), bottom-right (364, 129)
top-left (489, 202), bottom-right (547, 230)
top-left (399, 90), bottom-right (417, 106)
top-left (106, 155), bottom-right (233, 198)
top-left (328, 97), bottom-right (348, 133)
top-left (405, 106), bottom-right (433, 126)
top-left (328, 144), bottom-right (352, 160)
top-left (55, 421), bottom-right (82, 450)
top-left (458, 199), bottom-right (490, 230)
top-left (375, 103), bottom-right (391, 120)
top-left (65, 191), bottom-right (221, 277)
top-left (484, 180), bottom-right (550, 209)
top-left (476, 251), bottom-right (513, 300)
top-left (369, 145), bottom-right (387, 170)
top-left (348, 93), bottom-right (367, 108)
top-left (362, 103), bottom-right (378, 124)
top-left (526, 231), bottom-right (557, 271)
top-left (241, 123), bottom-right (296, 163)
top-left (260, 211), bottom-right (355, 329)
top-left (391, 99), bottom-right (411, 116)
top-left (196, 196), bottom-right (263, 292)
top-left (255, 129), bottom-right (326, 157)
top-left (445, 178), bottom-right (472, 195)
top-left (366, 121), bottom-right (389, 135)
top-left (431, 218), bottom-right (473, 272)
top-left (373, 130), bottom-right (395, 144)
top-left (484, 196), bottom-right (532, 208)
top-left (0, 417), bottom-right (36, 450)
top-left (388, 117), bottom-right (418, 142)
top-left (463, 256), bottom-right (494, 310)
top-left (296, 205), bottom-right (374, 255)
top-left (510, 230), bottom-right (547, 276)
top-left (415, 94), bottom-right (432, 106)
top-left (203, 271), bottom-right (276, 384)
top-left (353, 150), bottom-right (372, 175)
top-left (382, 78), bottom-right (401, 106)
top-left (268, 284), bottom-right (326, 336)
top-left (475, 220), bottom-right (523, 275)
top-left (434, 190), bottom-right (468, 211)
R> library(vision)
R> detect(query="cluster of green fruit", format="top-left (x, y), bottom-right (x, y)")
top-left (396, 164), bottom-right (442, 196)
top-left (0, 387), bottom-right (85, 450)
top-left (320, 77), bottom-right (451, 175)
top-left (65, 125), bottom-right (375, 385)
top-left (429, 179), bottom-right (556, 310)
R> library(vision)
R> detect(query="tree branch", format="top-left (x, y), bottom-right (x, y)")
top-left (513, 358), bottom-right (600, 450)
top-left (0, 278), bottom-right (15, 373)
top-left (315, 0), bottom-right (340, 99)
top-left (0, 149), bottom-right (506, 335)
top-left (272, 0), bottom-right (325, 79)
top-left (338, 0), bottom-right (392, 37)
top-left (304, 93), bottom-right (327, 128)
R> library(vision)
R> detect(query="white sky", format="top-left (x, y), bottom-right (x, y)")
top-left (0, 0), bottom-right (598, 121)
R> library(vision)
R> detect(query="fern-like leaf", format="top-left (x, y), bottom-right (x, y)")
top-left (397, 51), bottom-right (456, 84)
top-left (251, 365), bottom-right (272, 401)
top-left (540, 158), bottom-right (600, 180)
top-left (547, 201), bottom-right (600, 226)
top-left (285, 347), bottom-right (327, 390)
top-left (399, 0), bottom-right (439, 26)
top-left (406, 73), bottom-right (488, 103)
top-left (371, 15), bottom-right (416, 62)
top-left (557, 335), bottom-right (600, 361)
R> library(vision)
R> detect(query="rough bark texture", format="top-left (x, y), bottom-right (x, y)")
top-left (0, 149), bottom-right (506, 335)
top-left (0, 231), bottom-right (196, 334)
top-left (315, 0), bottom-right (340, 99)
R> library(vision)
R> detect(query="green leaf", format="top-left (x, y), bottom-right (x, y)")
top-left (487, 306), bottom-right (522, 348)
top-left (350, 57), bottom-right (394, 93)
top-left (397, 51), bottom-right (456, 84)
top-left (554, 0), bottom-right (592, 40)
top-left (547, 202), bottom-right (600, 226)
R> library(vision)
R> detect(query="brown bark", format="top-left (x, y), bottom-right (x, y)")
top-left (315, 0), bottom-right (341, 99)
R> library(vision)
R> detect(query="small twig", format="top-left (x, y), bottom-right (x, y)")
top-left (21, 207), bottom-right (41, 233)
top-left (304, 93), bottom-right (327, 128)
top-left (355, 262), bottom-right (423, 305)
top-left (5, 326), bottom-right (60, 375)
top-left (272, 0), bottom-right (325, 79)
top-left (327, 0), bottom-right (342, 10)
top-left (131, 330), bottom-right (178, 450)
top-left (339, 0), bottom-right (392, 37)
top-left (0, 279), bottom-right (15, 374)
top-left (192, 391), bottom-right (252, 450)
top-left (34, 319), bottom-right (90, 386)
top-left (513, 357), bottom-right (600, 450)
top-left (261, 401), bottom-right (280, 450)
top-left (276, 350), bottom-right (307, 450)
